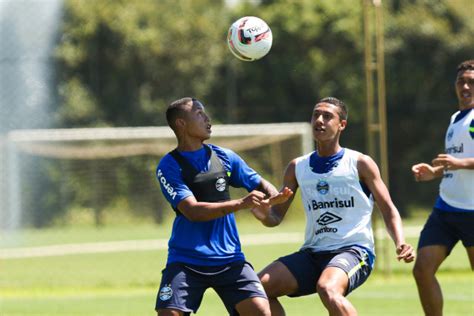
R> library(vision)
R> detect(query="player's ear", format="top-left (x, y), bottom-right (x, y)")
top-left (175, 117), bottom-right (187, 129)
top-left (339, 119), bottom-right (347, 131)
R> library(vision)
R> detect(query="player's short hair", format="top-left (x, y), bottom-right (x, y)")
top-left (166, 97), bottom-right (194, 130)
top-left (317, 97), bottom-right (348, 121)
top-left (457, 60), bottom-right (474, 76)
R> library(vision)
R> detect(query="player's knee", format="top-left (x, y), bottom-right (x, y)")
top-left (413, 260), bottom-right (428, 281)
top-left (235, 297), bottom-right (270, 316)
top-left (316, 281), bottom-right (341, 301)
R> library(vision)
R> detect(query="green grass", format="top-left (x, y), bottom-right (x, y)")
top-left (1, 218), bottom-right (473, 315)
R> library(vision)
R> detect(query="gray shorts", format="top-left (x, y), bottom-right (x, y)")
top-left (155, 261), bottom-right (267, 315)
top-left (278, 246), bottom-right (373, 297)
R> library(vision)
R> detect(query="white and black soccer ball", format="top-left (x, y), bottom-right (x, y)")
top-left (227, 16), bottom-right (273, 62)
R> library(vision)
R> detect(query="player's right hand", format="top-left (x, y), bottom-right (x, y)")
top-left (411, 163), bottom-right (436, 181)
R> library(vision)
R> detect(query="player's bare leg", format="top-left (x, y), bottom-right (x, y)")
top-left (466, 246), bottom-right (474, 270)
top-left (258, 261), bottom-right (299, 316)
top-left (317, 267), bottom-right (355, 316)
top-left (157, 308), bottom-right (183, 316)
top-left (412, 245), bottom-right (448, 316)
top-left (235, 296), bottom-right (271, 316)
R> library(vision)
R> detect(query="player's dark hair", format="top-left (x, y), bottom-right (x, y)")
top-left (166, 97), bottom-right (193, 130)
top-left (457, 60), bottom-right (474, 75)
top-left (318, 97), bottom-right (348, 120)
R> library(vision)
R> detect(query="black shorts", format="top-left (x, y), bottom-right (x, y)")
top-left (278, 246), bottom-right (372, 297)
top-left (418, 208), bottom-right (474, 254)
top-left (155, 261), bottom-right (267, 315)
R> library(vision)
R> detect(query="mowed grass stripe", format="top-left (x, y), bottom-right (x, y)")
top-left (0, 227), bottom-right (423, 259)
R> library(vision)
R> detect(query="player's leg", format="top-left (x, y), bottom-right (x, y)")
top-left (412, 208), bottom-right (457, 316)
top-left (155, 263), bottom-right (205, 316)
top-left (466, 247), bottom-right (474, 269)
top-left (213, 261), bottom-right (270, 316)
top-left (316, 247), bottom-right (372, 316)
top-left (258, 261), bottom-right (298, 316)
top-left (234, 296), bottom-right (271, 316)
top-left (316, 267), bottom-right (354, 316)
top-left (157, 309), bottom-right (185, 316)
top-left (412, 245), bottom-right (447, 316)
top-left (259, 250), bottom-right (321, 316)
top-left (459, 212), bottom-right (474, 270)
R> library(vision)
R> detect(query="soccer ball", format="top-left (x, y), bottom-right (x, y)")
top-left (227, 16), bottom-right (273, 62)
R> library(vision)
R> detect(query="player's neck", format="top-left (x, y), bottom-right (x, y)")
top-left (316, 141), bottom-right (342, 157)
top-left (176, 138), bottom-right (204, 152)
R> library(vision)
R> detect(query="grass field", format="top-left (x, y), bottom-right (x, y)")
top-left (1, 217), bottom-right (473, 315)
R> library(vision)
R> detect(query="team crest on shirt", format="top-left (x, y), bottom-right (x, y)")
top-left (215, 177), bottom-right (227, 192)
top-left (159, 284), bottom-right (173, 301)
top-left (316, 180), bottom-right (330, 195)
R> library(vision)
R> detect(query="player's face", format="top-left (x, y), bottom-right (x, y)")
top-left (455, 70), bottom-right (474, 109)
top-left (183, 100), bottom-right (211, 140)
top-left (311, 103), bottom-right (346, 142)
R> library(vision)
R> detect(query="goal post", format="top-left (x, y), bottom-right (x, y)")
top-left (2, 123), bottom-right (313, 228)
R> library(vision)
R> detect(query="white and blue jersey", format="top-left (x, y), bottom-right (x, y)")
top-left (156, 144), bottom-right (261, 266)
top-left (295, 148), bottom-right (376, 266)
top-left (435, 108), bottom-right (474, 212)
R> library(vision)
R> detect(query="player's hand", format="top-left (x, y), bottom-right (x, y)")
top-left (267, 187), bottom-right (293, 206)
top-left (411, 163), bottom-right (437, 181)
top-left (432, 154), bottom-right (462, 171)
top-left (250, 187), bottom-right (293, 222)
top-left (396, 243), bottom-right (415, 263)
top-left (241, 190), bottom-right (267, 209)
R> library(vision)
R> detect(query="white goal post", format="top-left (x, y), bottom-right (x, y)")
top-left (1, 123), bottom-right (313, 228)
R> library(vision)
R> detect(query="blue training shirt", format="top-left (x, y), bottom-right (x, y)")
top-left (156, 144), bottom-right (261, 266)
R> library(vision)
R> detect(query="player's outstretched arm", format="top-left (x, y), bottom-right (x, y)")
top-left (176, 190), bottom-right (268, 222)
top-left (251, 159), bottom-right (299, 227)
top-left (432, 154), bottom-right (474, 170)
top-left (358, 154), bottom-right (415, 263)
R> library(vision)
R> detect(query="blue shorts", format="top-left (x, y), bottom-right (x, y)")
top-left (155, 261), bottom-right (267, 315)
top-left (278, 246), bottom-right (372, 297)
top-left (418, 208), bottom-right (474, 254)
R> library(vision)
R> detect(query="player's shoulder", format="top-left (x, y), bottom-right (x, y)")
top-left (207, 144), bottom-right (238, 161)
top-left (294, 152), bottom-right (313, 164)
top-left (157, 152), bottom-right (180, 172)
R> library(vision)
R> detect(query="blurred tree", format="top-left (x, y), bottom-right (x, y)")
top-left (38, 0), bottom-right (473, 227)
top-left (55, 0), bottom-right (228, 127)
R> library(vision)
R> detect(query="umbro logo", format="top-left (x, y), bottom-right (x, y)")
top-left (316, 211), bottom-right (342, 226)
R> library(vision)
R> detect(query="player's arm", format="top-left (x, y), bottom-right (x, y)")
top-left (432, 154), bottom-right (474, 170)
top-left (251, 159), bottom-right (298, 227)
top-left (358, 154), bottom-right (415, 263)
top-left (177, 190), bottom-right (267, 222)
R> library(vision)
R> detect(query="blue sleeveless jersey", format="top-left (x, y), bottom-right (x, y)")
top-left (156, 144), bottom-right (261, 265)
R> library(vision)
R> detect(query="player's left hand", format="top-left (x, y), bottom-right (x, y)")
top-left (250, 187), bottom-right (293, 222)
top-left (396, 243), bottom-right (415, 263)
top-left (432, 154), bottom-right (462, 171)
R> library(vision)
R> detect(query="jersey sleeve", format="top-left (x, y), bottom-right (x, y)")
top-left (215, 146), bottom-right (261, 191)
top-left (156, 154), bottom-right (194, 209)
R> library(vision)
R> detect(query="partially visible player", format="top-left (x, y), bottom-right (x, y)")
top-left (154, 97), bottom-right (292, 316)
top-left (411, 60), bottom-right (474, 316)
top-left (252, 97), bottom-right (415, 316)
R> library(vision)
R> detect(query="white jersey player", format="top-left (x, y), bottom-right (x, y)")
top-left (412, 60), bottom-right (474, 316)
top-left (252, 97), bottom-right (415, 316)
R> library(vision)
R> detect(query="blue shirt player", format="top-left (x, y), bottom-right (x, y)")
top-left (154, 97), bottom-right (292, 316)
